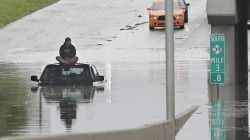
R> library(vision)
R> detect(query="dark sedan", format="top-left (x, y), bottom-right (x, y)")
top-left (31, 63), bottom-right (104, 85)
top-left (178, 0), bottom-right (190, 23)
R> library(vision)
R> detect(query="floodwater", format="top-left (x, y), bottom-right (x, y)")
top-left (0, 0), bottom-right (249, 139)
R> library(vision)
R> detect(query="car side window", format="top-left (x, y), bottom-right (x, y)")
top-left (90, 66), bottom-right (99, 80)
top-left (92, 66), bottom-right (99, 76)
top-left (41, 68), bottom-right (50, 80)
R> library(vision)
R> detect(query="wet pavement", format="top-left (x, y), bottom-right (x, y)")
top-left (0, 0), bottom-right (249, 139)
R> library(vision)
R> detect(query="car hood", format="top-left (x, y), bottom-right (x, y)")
top-left (150, 10), bottom-right (183, 16)
top-left (173, 9), bottom-right (183, 15)
top-left (149, 10), bottom-right (165, 16)
top-left (39, 79), bottom-right (93, 86)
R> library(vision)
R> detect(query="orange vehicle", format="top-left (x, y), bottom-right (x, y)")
top-left (147, 0), bottom-right (185, 30)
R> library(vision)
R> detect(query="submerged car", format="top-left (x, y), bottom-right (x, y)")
top-left (147, 0), bottom-right (185, 30)
top-left (31, 63), bottom-right (104, 85)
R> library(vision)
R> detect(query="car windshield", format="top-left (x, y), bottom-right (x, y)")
top-left (174, 2), bottom-right (180, 10)
top-left (152, 2), bottom-right (180, 10)
top-left (40, 65), bottom-right (91, 81)
top-left (152, 2), bottom-right (165, 10)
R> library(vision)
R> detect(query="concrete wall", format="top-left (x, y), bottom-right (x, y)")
top-left (1, 106), bottom-right (198, 140)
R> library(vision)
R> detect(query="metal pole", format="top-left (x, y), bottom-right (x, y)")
top-left (165, 0), bottom-right (175, 120)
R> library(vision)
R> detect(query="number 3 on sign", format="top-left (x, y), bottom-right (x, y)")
top-left (217, 74), bottom-right (222, 82)
top-left (216, 64), bottom-right (220, 71)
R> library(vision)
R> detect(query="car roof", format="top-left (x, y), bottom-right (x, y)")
top-left (154, 0), bottom-right (164, 3)
top-left (153, 0), bottom-right (179, 3)
top-left (46, 63), bottom-right (94, 67)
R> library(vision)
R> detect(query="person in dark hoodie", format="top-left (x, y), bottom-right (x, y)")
top-left (56, 37), bottom-right (78, 64)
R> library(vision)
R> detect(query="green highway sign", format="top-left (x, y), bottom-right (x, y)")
top-left (210, 34), bottom-right (225, 84)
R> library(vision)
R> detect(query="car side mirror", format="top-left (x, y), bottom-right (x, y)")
top-left (147, 7), bottom-right (152, 10)
top-left (31, 75), bottom-right (39, 82)
top-left (95, 76), bottom-right (104, 82)
top-left (186, 3), bottom-right (190, 6)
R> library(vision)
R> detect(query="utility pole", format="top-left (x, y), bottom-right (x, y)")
top-left (165, 0), bottom-right (175, 121)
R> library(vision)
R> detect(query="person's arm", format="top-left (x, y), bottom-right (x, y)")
top-left (59, 46), bottom-right (64, 57)
top-left (72, 45), bottom-right (76, 57)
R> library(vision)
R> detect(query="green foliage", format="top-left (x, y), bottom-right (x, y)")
top-left (0, 0), bottom-right (59, 27)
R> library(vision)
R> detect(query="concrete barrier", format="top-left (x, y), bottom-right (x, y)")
top-left (1, 106), bottom-right (198, 140)
top-left (175, 106), bottom-right (199, 134)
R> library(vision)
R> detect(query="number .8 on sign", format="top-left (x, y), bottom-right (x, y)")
top-left (217, 74), bottom-right (222, 82)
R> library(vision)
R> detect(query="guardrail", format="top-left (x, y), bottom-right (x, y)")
top-left (1, 106), bottom-right (198, 140)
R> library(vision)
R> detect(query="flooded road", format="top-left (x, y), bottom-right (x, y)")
top-left (0, 0), bottom-right (249, 139)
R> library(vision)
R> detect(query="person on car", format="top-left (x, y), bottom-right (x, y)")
top-left (56, 37), bottom-right (78, 64)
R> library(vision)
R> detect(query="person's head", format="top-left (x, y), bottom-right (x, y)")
top-left (65, 37), bottom-right (71, 46)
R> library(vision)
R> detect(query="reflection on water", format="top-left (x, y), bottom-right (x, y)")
top-left (33, 85), bottom-right (104, 132)
top-left (60, 97), bottom-right (76, 130)
top-left (210, 99), bottom-right (226, 140)
top-left (209, 85), bottom-right (248, 140)
top-left (40, 85), bottom-right (98, 103)
top-left (0, 63), bottom-right (28, 137)
top-left (0, 61), bottom-right (105, 137)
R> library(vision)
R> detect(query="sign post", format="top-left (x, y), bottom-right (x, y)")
top-left (210, 34), bottom-right (225, 84)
